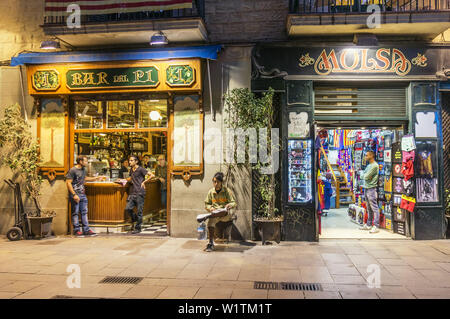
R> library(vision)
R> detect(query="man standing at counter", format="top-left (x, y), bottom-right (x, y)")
top-left (120, 155), bottom-right (152, 234)
top-left (153, 155), bottom-right (167, 211)
top-left (66, 155), bottom-right (103, 237)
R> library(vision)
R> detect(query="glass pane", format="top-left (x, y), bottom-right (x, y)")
top-left (139, 99), bottom-right (168, 128)
top-left (40, 99), bottom-right (65, 168)
top-left (287, 139), bottom-right (312, 203)
top-left (75, 101), bottom-right (103, 129)
top-left (173, 95), bottom-right (201, 167)
top-left (74, 131), bottom-right (167, 178)
top-left (107, 100), bottom-right (135, 128)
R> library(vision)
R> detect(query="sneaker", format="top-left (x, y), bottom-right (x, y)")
top-left (74, 231), bottom-right (84, 237)
top-left (359, 224), bottom-right (371, 230)
top-left (369, 226), bottom-right (379, 234)
top-left (131, 229), bottom-right (141, 234)
top-left (83, 230), bottom-right (97, 237)
top-left (204, 243), bottom-right (215, 252)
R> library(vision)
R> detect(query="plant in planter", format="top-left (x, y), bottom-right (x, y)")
top-left (224, 88), bottom-right (282, 244)
top-left (0, 103), bottom-right (55, 240)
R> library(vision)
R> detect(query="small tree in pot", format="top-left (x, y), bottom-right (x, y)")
top-left (0, 103), bottom-right (54, 240)
top-left (224, 88), bottom-right (282, 244)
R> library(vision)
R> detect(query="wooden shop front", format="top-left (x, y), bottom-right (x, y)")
top-left (25, 57), bottom-right (205, 234)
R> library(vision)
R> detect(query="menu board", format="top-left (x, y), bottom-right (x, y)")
top-left (288, 139), bottom-right (312, 203)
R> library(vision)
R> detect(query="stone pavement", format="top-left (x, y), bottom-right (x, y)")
top-left (0, 235), bottom-right (450, 299)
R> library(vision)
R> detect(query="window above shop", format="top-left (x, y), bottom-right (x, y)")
top-left (74, 98), bottom-right (168, 130)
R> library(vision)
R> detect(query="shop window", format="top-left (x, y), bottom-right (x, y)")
top-left (171, 95), bottom-right (203, 180)
top-left (107, 100), bottom-right (135, 128)
top-left (74, 131), bottom-right (167, 177)
top-left (412, 83), bottom-right (436, 106)
top-left (74, 101), bottom-right (103, 129)
top-left (138, 99), bottom-right (168, 128)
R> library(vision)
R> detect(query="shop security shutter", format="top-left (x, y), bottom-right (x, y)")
top-left (314, 85), bottom-right (407, 120)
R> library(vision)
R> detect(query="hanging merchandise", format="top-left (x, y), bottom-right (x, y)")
top-left (416, 178), bottom-right (438, 202)
top-left (393, 194), bottom-right (402, 206)
top-left (393, 177), bottom-right (405, 194)
top-left (400, 195), bottom-right (416, 213)
top-left (401, 160), bottom-right (414, 181)
top-left (403, 179), bottom-right (415, 196)
top-left (393, 163), bottom-right (403, 177)
top-left (401, 134), bottom-right (416, 152)
top-left (384, 174), bottom-right (392, 193)
top-left (402, 150), bottom-right (415, 162)
top-left (394, 207), bottom-right (407, 222)
top-left (417, 150), bottom-right (433, 177)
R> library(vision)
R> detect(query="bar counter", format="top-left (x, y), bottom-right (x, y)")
top-left (85, 180), bottom-right (162, 224)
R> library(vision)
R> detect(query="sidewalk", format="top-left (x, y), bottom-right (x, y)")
top-left (0, 235), bottom-right (450, 299)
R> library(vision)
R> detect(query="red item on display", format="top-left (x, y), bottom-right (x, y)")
top-left (401, 160), bottom-right (414, 181)
top-left (400, 195), bottom-right (416, 213)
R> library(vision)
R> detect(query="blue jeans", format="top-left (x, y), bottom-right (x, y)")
top-left (161, 189), bottom-right (167, 208)
top-left (125, 194), bottom-right (145, 231)
top-left (70, 193), bottom-right (90, 233)
top-left (365, 187), bottom-right (379, 227)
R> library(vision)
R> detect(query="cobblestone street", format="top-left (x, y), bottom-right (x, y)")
top-left (0, 236), bottom-right (450, 299)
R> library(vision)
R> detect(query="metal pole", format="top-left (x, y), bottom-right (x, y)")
top-left (19, 65), bottom-right (28, 122)
top-left (207, 59), bottom-right (214, 122)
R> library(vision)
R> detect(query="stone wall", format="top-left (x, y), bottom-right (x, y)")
top-left (0, 0), bottom-right (68, 235)
top-left (170, 46), bottom-right (253, 239)
top-left (204, 0), bottom-right (289, 43)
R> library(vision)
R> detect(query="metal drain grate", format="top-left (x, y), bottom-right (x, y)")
top-left (254, 281), bottom-right (280, 290)
top-left (99, 276), bottom-right (143, 284)
top-left (254, 281), bottom-right (322, 291)
top-left (280, 282), bottom-right (322, 291)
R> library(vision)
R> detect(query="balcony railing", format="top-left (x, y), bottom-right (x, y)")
top-left (289, 0), bottom-right (449, 13)
top-left (44, 0), bottom-right (204, 25)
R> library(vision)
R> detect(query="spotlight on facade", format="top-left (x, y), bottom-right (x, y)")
top-left (150, 31), bottom-right (168, 46)
top-left (40, 40), bottom-right (61, 50)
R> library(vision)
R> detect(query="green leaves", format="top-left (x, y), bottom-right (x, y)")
top-left (0, 104), bottom-right (43, 211)
top-left (223, 88), bottom-right (279, 219)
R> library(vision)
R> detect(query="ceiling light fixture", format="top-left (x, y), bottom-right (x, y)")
top-left (40, 40), bottom-right (61, 50)
top-left (149, 111), bottom-right (162, 121)
top-left (150, 31), bottom-right (168, 46)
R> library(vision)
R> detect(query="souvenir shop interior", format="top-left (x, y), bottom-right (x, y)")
top-left (314, 125), bottom-right (435, 239)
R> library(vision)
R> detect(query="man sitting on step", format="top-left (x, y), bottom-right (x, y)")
top-left (201, 172), bottom-right (237, 252)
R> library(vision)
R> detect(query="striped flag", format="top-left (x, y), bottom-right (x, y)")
top-left (45, 0), bottom-right (193, 17)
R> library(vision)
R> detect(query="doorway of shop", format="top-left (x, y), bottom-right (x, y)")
top-left (315, 124), bottom-right (410, 239)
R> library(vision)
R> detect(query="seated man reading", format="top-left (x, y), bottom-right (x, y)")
top-left (203, 172), bottom-right (237, 252)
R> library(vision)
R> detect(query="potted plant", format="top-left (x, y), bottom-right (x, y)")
top-left (224, 88), bottom-right (282, 244)
top-left (0, 103), bottom-right (55, 240)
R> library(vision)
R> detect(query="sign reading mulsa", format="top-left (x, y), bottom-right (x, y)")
top-left (66, 67), bottom-right (159, 89)
top-left (253, 46), bottom-right (444, 78)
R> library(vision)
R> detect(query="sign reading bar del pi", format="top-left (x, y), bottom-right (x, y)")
top-left (66, 67), bottom-right (159, 90)
top-left (252, 46), bottom-right (444, 79)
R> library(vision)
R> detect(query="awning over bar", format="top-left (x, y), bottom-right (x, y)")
top-left (11, 45), bottom-right (222, 66)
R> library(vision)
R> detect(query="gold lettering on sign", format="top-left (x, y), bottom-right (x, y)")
top-left (82, 72), bottom-right (95, 85)
top-left (308, 48), bottom-right (417, 76)
top-left (71, 73), bottom-right (83, 86)
top-left (132, 70), bottom-right (156, 84)
top-left (340, 49), bottom-right (359, 70)
top-left (97, 72), bottom-right (109, 85)
top-left (374, 48), bottom-right (390, 71)
top-left (314, 49), bottom-right (341, 76)
top-left (113, 75), bottom-right (129, 83)
top-left (391, 49), bottom-right (411, 76)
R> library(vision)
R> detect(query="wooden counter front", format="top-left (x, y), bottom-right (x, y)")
top-left (85, 182), bottom-right (128, 223)
top-left (85, 181), bottom-right (163, 224)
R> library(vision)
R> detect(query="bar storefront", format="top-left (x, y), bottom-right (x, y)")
top-left (16, 47), bottom-right (220, 235)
